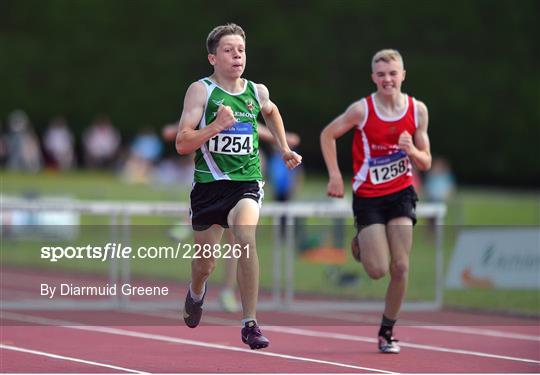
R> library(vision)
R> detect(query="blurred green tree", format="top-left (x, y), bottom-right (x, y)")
top-left (1, 0), bottom-right (538, 186)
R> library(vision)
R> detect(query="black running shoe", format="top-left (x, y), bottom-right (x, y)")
top-left (183, 285), bottom-right (206, 328)
top-left (241, 320), bottom-right (269, 350)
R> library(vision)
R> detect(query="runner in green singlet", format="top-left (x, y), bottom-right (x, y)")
top-left (175, 23), bottom-right (302, 350)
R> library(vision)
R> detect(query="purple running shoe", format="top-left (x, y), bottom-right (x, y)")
top-left (241, 320), bottom-right (269, 350)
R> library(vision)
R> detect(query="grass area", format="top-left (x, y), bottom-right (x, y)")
top-left (1, 170), bottom-right (539, 315)
top-left (0, 170), bottom-right (188, 201)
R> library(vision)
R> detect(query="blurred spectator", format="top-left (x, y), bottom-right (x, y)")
top-left (154, 155), bottom-right (194, 186)
top-left (6, 110), bottom-right (42, 172)
top-left (43, 116), bottom-right (75, 170)
top-left (266, 132), bottom-right (303, 237)
top-left (155, 123), bottom-right (194, 186)
top-left (268, 147), bottom-right (303, 202)
top-left (424, 157), bottom-right (456, 203)
top-left (411, 166), bottom-right (423, 197)
top-left (161, 123), bottom-right (178, 143)
top-left (131, 128), bottom-right (163, 162)
top-left (261, 127), bottom-right (301, 203)
top-left (0, 122), bottom-right (7, 167)
top-left (122, 128), bottom-right (163, 184)
top-left (82, 115), bottom-right (121, 169)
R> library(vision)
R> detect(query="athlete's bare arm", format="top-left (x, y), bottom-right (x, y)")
top-left (257, 83), bottom-right (302, 169)
top-left (320, 100), bottom-right (366, 198)
top-left (398, 101), bottom-right (431, 171)
top-left (176, 82), bottom-right (236, 155)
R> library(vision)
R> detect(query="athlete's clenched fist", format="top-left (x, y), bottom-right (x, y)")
top-left (398, 131), bottom-right (415, 155)
top-left (214, 104), bottom-right (237, 131)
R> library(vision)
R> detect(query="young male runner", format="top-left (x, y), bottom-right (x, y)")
top-left (176, 23), bottom-right (302, 350)
top-left (320, 49), bottom-right (431, 353)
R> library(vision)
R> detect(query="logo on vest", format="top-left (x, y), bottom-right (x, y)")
top-left (246, 99), bottom-right (255, 112)
top-left (371, 144), bottom-right (399, 152)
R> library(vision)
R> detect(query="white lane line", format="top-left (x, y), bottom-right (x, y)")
top-left (1, 312), bottom-right (395, 374)
top-left (297, 311), bottom-right (540, 341)
top-left (263, 325), bottom-right (540, 365)
top-left (5, 270), bottom-right (536, 341)
top-left (160, 313), bottom-right (540, 365)
top-left (413, 325), bottom-right (540, 341)
top-left (0, 344), bottom-right (149, 374)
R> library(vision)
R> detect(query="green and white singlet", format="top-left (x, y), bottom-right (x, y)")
top-left (193, 78), bottom-right (263, 183)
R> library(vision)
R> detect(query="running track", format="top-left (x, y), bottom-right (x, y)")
top-left (1, 269), bottom-right (539, 373)
top-left (2, 308), bottom-right (539, 373)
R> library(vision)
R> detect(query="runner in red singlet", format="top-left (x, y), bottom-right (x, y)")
top-left (320, 49), bottom-right (432, 354)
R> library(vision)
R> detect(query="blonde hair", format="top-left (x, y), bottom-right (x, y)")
top-left (206, 23), bottom-right (246, 54)
top-left (371, 49), bottom-right (404, 71)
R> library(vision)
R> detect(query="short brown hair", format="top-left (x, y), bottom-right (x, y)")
top-left (371, 49), bottom-right (404, 71)
top-left (206, 23), bottom-right (246, 54)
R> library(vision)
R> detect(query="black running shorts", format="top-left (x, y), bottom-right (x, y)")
top-left (190, 180), bottom-right (264, 231)
top-left (352, 185), bottom-right (418, 229)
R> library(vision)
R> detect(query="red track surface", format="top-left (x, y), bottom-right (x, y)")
top-left (2, 268), bottom-right (539, 373)
top-left (1, 309), bottom-right (539, 373)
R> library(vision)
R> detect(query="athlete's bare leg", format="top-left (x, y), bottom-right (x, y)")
top-left (223, 229), bottom-right (238, 290)
top-left (357, 224), bottom-right (390, 279)
top-left (191, 225), bottom-right (225, 295)
top-left (227, 198), bottom-right (260, 320)
top-left (219, 229), bottom-right (240, 312)
top-left (384, 217), bottom-right (413, 319)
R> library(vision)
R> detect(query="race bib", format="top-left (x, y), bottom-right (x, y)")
top-left (208, 122), bottom-right (253, 155)
top-left (368, 150), bottom-right (409, 185)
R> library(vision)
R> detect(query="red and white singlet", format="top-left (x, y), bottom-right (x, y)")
top-left (352, 94), bottom-right (419, 198)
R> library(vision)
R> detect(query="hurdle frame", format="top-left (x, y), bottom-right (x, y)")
top-left (1, 197), bottom-right (446, 312)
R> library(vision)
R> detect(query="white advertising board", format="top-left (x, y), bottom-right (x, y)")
top-left (446, 228), bottom-right (540, 289)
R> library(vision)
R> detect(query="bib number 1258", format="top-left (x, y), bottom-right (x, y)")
top-left (369, 151), bottom-right (409, 185)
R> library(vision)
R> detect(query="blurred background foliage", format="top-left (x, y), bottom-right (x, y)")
top-left (1, 0), bottom-right (539, 186)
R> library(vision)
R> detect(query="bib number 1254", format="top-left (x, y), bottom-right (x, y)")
top-left (209, 122), bottom-right (253, 155)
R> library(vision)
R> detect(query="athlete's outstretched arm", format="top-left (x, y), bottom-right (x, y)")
top-left (258, 83), bottom-right (302, 169)
top-left (398, 101), bottom-right (431, 171)
top-left (320, 101), bottom-right (366, 198)
top-left (176, 82), bottom-right (236, 155)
